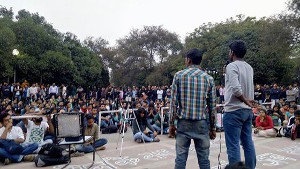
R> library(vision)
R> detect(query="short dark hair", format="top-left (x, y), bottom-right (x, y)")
top-left (290, 105), bottom-right (297, 110)
top-left (229, 40), bottom-right (247, 58)
top-left (86, 114), bottom-right (94, 121)
top-left (0, 112), bottom-right (10, 123)
top-left (294, 110), bottom-right (300, 116)
top-left (186, 48), bottom-right (202, 65)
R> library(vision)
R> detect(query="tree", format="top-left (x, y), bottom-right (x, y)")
top-left (110, 25), bottom-right (183, 86)
top-left (0, 22), bottom-right (16, 81)
top-left (0, 6), bottom-right (13, 19)
top-left (185, 15), bottom-right (295, 85)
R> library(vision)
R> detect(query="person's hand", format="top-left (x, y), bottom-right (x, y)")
top-left (209, 130), bottom-right (216, 140)
top-left (257, 126), bottom-right (263, 130)
top-left (84, 142), bottom-right (90, 146)
top-left (153, 131), bottom-right (158, 137)
top-left (6, 122), bottom-right (13, 130)
top-left (245, 99), bottom-right (256, 108)
top-left (143, 131), bottom-right (148, 135)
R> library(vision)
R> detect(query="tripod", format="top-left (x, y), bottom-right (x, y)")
top-left (116, 106), bottom-right (146, 157)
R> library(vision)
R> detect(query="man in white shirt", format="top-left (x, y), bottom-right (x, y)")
top-left (49, 83), bottom-right (58, 99)
top-left (29, 83), bottom-right (38, 100)
top-left (157, 87), bottom-right (163, 101)
top-left (0, 112), bottom-right (38, 165)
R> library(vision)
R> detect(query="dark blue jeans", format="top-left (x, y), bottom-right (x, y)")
top-left (223, 109), bottom-right (256, 169)
top-left (75, 138), bottom-right (108, 153)
top-left (0, 142), bottom-right (38, 162)
top-left (175, 119), bottom-right (210, 169)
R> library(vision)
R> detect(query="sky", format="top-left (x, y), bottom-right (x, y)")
top-left (1, 0), bottom-right (289, 46)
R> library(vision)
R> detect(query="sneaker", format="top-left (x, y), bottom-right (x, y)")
top-left (153, 137), bottom-right (160, 142)
top-left (23, 155), bottom-right (36, 162)
top-left (4, 158), bottom-right (11, 165)
top-left (71, 151), bottom-right (84, 157)
top-left (136, 138), bottom-right (142, 143)
top-left (254, 129), bottom-right (259, 134)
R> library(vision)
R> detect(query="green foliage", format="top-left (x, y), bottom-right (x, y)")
top-left (110, 25), bottom-right (183, 86)
top-left (0, 7), bottom-right (108, 87)
top-left (0, 5), bottom-right (298, 87)
top-left (185, 15), bottom-right (295, 85)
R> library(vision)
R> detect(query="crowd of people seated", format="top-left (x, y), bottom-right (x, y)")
top-left (0, 81), bottom-right (172, 165)
top-left (248, 82), bottom-right (300, 139)
top-left (0, 81), bottom-right (300, 166)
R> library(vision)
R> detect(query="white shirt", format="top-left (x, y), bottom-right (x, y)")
top-left (157, 89), bottom-right (163, 99)
top-left (0, 126), bottom-right (24, 140)
top-left (219, 87), bottom-right (225, 96)
top-left (49, 86), bottom-right (58, 94)
top-left (29, 86), bottom-right (38, 95)
top-left (62, 86), bottom-right (67, 94)
top-left (25, 120), bottom-right (49, 144)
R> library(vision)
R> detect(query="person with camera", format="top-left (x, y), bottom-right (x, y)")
top-left (171, 48), bottom-right (217, 169)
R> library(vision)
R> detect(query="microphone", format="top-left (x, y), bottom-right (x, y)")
top-left (226, 60), bottom-right (230, 67)
top-left (223, 60), bottom-right (230, 75)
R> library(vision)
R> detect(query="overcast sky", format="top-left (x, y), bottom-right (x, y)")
top-left (1, 0), bottom-right (288, 46)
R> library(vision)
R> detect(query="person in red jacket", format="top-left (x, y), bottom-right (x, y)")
top-left (254, 108), bottom-right (277, 137)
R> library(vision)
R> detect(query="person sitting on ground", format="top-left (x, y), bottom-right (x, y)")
top-left (132, 108), bottom-right (160, 143)
top-left (291, 110), bottom-right (300, 140)
top-left (285, 105), bottom-right (296, 122)
top-left (99, 103), bottom-right (113, 129)
top-left (147, 103), bottom-right (156, 125)
top-left (268, 104), bottom-right (283, 126)
top-left (21, 116), bottom-right (53, 152)
top-left (75, 114), bottom-right (107, 153)
top-left (0, 112), bottom-right (38, 165)
top-left (152, 107), bottom-right (169, 134)
top-left (254, 108), bottom-right (277, 137)
top-left (285, 107), bottom-right (299, 138)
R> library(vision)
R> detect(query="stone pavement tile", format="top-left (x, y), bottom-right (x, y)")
top-left (1, 130), bottom-right (300, 169)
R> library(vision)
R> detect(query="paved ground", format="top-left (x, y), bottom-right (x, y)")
top-left (1, 128), bottom-right (300, 169)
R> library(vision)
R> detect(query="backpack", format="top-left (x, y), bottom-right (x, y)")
top-left (38, 143), bottom-right (63, 158)
top-left (35, 154), bottom-right (69, 167)
top-left (102, 125), bottom-right (118, 134)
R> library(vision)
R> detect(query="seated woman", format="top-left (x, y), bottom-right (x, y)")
top-left (268, 104), bottom-right (283, 126)
top-left (254, 108), bottom-right (277, 137)
top-left (132, 108), bottom-right (160, 143)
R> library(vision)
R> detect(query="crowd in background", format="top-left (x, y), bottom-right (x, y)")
top-left (0, 80), bottom-right (300, 165)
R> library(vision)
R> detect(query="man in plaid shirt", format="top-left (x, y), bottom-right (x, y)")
top-left (171, 48), bottom-right (217, 169)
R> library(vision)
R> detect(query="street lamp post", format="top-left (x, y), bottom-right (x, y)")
top-left (12, 49), bottom-right (19, 83)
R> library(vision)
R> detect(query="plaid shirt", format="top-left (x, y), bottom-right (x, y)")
top-left (170, 65), bottom-right (216, 129)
